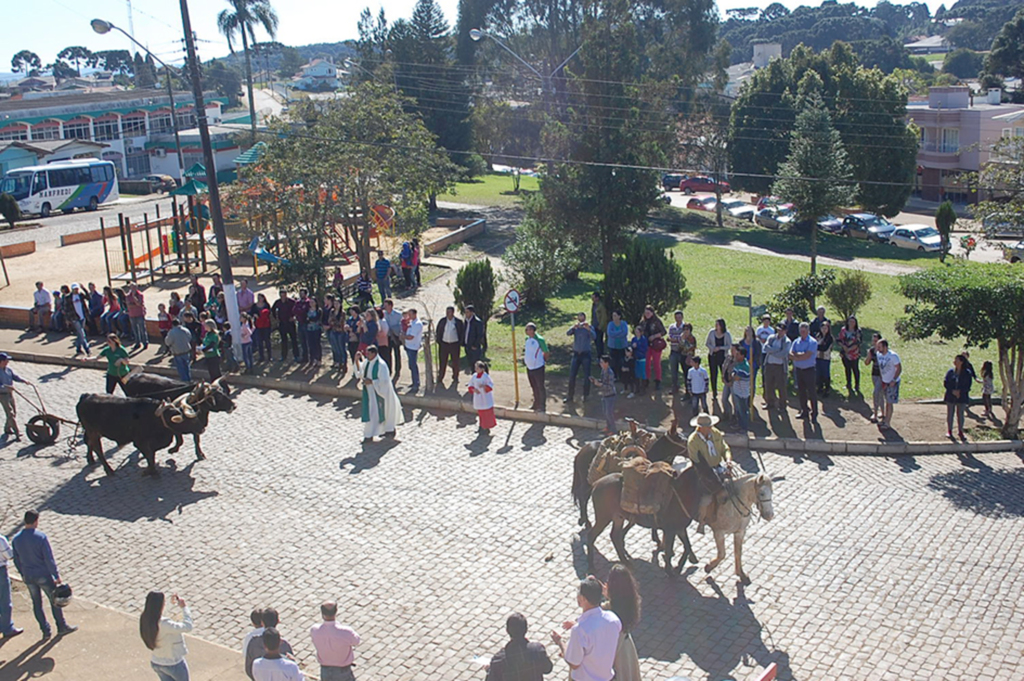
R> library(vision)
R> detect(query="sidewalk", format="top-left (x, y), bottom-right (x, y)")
top-left (0, 579), bottom-right (244, 680)
top-left (0, 324), bottom-right (1020, 455)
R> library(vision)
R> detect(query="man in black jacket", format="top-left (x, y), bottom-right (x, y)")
top-left (486, 612), bottom-right (553, 681)
top-left (463, 305), bottom-right (486, 372)
top-left (435, 306), bottom-right (465, 385)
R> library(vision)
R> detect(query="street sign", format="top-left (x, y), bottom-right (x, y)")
top-left (504, 289), bottom-right (521, 314)
top-left (752, 304), bottom-right (768, 318)
top-left (733, 294), bottom-right (751, 308)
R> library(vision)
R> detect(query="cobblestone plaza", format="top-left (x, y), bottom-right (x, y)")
top-left (1, 364), bottom-right (1022, 680)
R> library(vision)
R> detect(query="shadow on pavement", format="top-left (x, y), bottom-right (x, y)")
top-left (927, 467), bottom-right (1024, 518)
top-left (0, 636), bottom-right (60, 679)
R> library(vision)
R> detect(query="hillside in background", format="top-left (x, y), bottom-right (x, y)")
top-left (217, 40), bottom-right (356, 78)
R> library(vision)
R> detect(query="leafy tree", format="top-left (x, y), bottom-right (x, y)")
top-left (218, 0), bottom-right (279, 142)
top-left (730, 42), bottom-right (918, 217)
top-left (985, 8), bottom-right (1024, 80)
top-left (772, 81), bottom-right (855, 274)
top-left (132, 53), bottom-right (157, 88)
top-left (249, 79), bottom-right (456, 276)
top-left (946, 20), bottom-right (995, 51)
top-left (277, 46), bottom-right (304, 77)
top-left (94, 50), bottom-right (133, 75)
top-left (897, 263), bottom-right (1024, 438)
top-left (825, 270), bottom-right (872, 322)
top-left (767, 269), bottom-right (837, 321)
top-left (760, 3), bottom-right (790, 21)
top-left (206, 60), bottom-right (243, 108)
top-left (47, 60), bottom-right (76, 83)
top-left (942, 48), bottom-right (984, 79)
top-left (675, 94), bottom-right (732, 227)
top-left (10, 50), bottom-right (41, 75)
top-left (57, 46), bottom-right (94, 76)
top-left (605, 239), bottom-right (690, 325)
top-left (972, 135), bottom-right (1024, 241)
top-left (0, 193), bottom-right (20, 229)
top-left (453, 259), bottom-right (496, 333)
top-left (935, 200), bottom-right (957, 262)
top-left (471, 99), bottom-right (544, 168)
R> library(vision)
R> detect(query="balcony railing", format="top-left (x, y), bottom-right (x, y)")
top-left (920, 142), bottom-right (960, 153)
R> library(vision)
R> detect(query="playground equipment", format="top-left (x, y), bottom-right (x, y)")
top-left (249, 236), bottom-right (290, 279)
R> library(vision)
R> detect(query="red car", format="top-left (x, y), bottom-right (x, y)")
top-left (685, 196), bottom-right (717, 211)
top-left (679, 176), bottom-right (730, 195)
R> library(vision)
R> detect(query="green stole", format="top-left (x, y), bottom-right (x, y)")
top-left (361, 359), bottom-right (386, 423)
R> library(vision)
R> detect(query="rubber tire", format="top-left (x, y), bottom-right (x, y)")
top-left (40, 203), bottom-right (51, 218)
top-left (917, 246), bottom-right (925, 251)
top-left (683, 187), bottom-right (693, 195)
top-left (26, 414), bottom-right (60, 445)
top-left (87, 196), bottom-right (98, 211)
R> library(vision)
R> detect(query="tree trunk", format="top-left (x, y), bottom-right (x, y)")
top-left (716, 186), bottom-right (723, 227)
top-left (601, 226), bottom-right (614, 284)
top-left (242, 31), bottom-right (257, 144)
top-left (357, 199), bottom-right (372, 275)
top-left (999, 341), bottom-right (1023, 439)
top-left (810, 223), bottom-right (818, 275)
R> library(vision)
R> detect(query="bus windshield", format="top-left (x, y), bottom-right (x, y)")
top-left (0, 172), bottom-right (32, 200)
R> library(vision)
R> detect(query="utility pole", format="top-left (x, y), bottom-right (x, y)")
top-left (178, 0), bottom-right (242, 360)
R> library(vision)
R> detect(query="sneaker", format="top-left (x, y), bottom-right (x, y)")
top-left (958, 430), bottom-right (966, 440)
top-left (2, 627), bottom-right (23, 639)
top-left (627, 392), bottom-right (635, 399)
top-left (947, 430), bottom-right (953, 439)
top-left (56, 625), bottom-right (78, 636)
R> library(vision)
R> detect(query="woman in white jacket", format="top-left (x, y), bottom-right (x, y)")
top-left (140, 591), bottom-right (193, 681)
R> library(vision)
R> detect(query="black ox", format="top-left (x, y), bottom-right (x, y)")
top-left (122, 373), bottom-right (232, 460)
top-left (76, 380), bottom-right (235, 476)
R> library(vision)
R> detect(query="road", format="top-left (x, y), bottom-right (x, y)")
top-left (1, 363), bottom-right (1022, 680)
top-left (2, 194), bottom-right (169, 248)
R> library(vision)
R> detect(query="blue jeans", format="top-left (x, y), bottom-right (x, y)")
top-left (253, 327), bottom-right (272, 362)
top-left (130, 316), bottom-right (148, 346)
top-left (732, 393), bottom-right (750, 430)
top-left (668, 350), bottom-right (686, 390)
top-left (24, 575), bottom-right (67, 634)
top-left (100, 311), bottom-right (116, 334)
top-left (691, 392), bottom-right (708, 414)
top-left (377, 276), bottom-right (391, 301)
top-left (241, 342), bottom-right (254, 371)
top-left (172, 354), bottom-right (191, 382)
top-left (406, 347), bottom-right (420, 388)
top-left (0, 566), bottom-right (15, 635)
top-left (602, 395), bottom-right (616, 431)
top-left (816, 358), bottom-right (831, 392)
top-left (70, 319), bottom-right (89, 354)
top-left (151, 659), bottom-right (190, 681)
top-left (568, 351), bottom-right (592, 399)
top-left (328, 330), bottom-right (347, 366)
top-left (306, 328), bottom-right (322, 363)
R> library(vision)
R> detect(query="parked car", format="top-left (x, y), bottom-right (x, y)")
top-left (816, 214), bottom-right (843, 233)
top-left (1005, 240), bottom-right (1024, 263)
top-left (755, 206), bottom-right (795, 230)
top-left (661, 173), bottom-right (688, 191)
top-left (657, 192), bottom-right (672, 205)
top-left (679, 176), bottom-right (730, 195)
top-left (889, 224), bottom-right (943, 252)
top-left (719, 198), bottom-right (756, 221)
top-left (841, 213), bottom-right (896, 242)
top-left (756, 195), bottom-right (782, 211)
top-left (685, 195), bottom-right (717, 211)
top-left (981, 212), bottom-right (1024, 239)
top-left (143, 174), bottom-right (176, 193)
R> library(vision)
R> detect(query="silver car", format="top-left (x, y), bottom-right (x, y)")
top-left (888, 225), bottom-right (943, 252)
top-left (719, 198), bottom-right (756, 221)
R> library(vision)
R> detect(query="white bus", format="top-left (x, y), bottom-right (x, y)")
top-left (0, 158), bottom-right (119, 217)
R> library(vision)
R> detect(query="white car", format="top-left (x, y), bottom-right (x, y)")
top-left (719, 198), bottom-right (756, 221)
top-left (889, 224), bottom-right (943, 252)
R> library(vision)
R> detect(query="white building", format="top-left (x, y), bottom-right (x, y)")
top-left (0, 89), bottom-right (225, 180)
top-left (292, 58), bottom-right (341, 91)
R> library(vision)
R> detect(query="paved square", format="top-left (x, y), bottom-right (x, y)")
top-left (1, 364), bottom-right (1022, 680)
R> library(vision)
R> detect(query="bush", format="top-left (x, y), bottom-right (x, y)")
top-left (0, 193), bottom-right (19, 230)
top-left (767, 269), bottom-right (837, 320)
top-left (453, 258), bottom-right (496, 326)
top-left (825, 270), bottom-right (872, 322)
top-left (604, 238), bottom-right (690, 324)
top-left (504, 214), bottom-right (593, 306)
top-left (935, 200), bottom-right (956, 262)
top-left (461, 153), bottom-right (489, 179)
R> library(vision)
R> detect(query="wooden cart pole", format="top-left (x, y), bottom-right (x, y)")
top-left (144, 213), bottom-right (155, 285)
top-left (101, 217), bottom-right (112, 290)
top-left (124, 217), bottom-right (138, 284)
top-left (117, 213), bottom-right (130, 273)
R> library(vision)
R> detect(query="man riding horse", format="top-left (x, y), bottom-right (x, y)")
top-left (686, 413), bottom-right (732, 535)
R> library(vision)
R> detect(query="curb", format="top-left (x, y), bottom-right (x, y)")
top-left (7, 351), bottom-right (1023, 456)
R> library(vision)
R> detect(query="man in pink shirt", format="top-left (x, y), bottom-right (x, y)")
top-left (309, 600), bottom-right (361, 681)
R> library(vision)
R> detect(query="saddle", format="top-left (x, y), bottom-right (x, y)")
top-left (587, 426), bottom-right (656, 485)
top-left (620, 457), bottom-right (674, 516)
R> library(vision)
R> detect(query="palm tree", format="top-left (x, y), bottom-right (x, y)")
top-left (217, 0), bottom-right (279, 142)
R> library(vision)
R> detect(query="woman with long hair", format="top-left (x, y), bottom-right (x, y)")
top-left (944, 354), bottom-right (972, 440)
top-left (837, 316), bottom-right (862, 395)
top-left (704, 318), bottom-right (733, 400)
top-left (252, 293), bottom-right (273, 363)
top-left (639, 306), bottom-right (667, 392)
top-left (605, 565), bottom-right (642, 681)
top-left (140, 591), bottom-right (193, 681)
top-left (305, 297), bottom-right (324, 368)
top-left (98, 333), bottom-right (129, 394)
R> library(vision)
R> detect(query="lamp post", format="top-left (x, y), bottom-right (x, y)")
top-left (175, 0), bottom-right (242, 360)
top-left (90, 18), bottom-right (185, 184)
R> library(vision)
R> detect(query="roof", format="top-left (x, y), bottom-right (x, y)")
top-left (233, 141), bottom-right (266, 166)
top-left (0, 139), bottom-right (107, 157)
top-left (904, 35), bottom-right (948, 49)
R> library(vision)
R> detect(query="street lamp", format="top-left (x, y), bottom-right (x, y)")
top-left (90, 18), bottom-right (186, 184)
top-left (469, 28), bottom-right (581, 89)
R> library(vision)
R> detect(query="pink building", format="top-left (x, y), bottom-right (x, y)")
top-left (907, 87), bottom-right (1024, 203)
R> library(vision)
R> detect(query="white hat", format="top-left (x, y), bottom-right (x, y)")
top-left (689, 413), bottom-right (720, 428)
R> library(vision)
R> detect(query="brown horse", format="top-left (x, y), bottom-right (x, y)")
top-left (572, 420), bottom-right (688, 529)
top-left (587, 466), bottom-right (700, 577)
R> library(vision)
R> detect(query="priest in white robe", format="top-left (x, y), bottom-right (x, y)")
top-left (357, 345), bottom-right (404, 441)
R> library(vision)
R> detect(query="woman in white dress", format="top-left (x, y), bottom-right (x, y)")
top-left (356, 345), bottom-right (403, 442)
top-left (466, 361), bottom-right (496, 433)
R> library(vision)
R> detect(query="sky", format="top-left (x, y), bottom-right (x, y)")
top-left (3, 0), bottom-right (948, 76)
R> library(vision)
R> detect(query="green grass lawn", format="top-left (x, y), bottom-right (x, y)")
top-left (438, 172), bottom-right (539, 207)
top-left (481, 238), bottom-right (993, 401)
top-left (654, 206), bottom-right (945, 269)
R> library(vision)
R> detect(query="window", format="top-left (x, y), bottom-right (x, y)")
top-left (176, 110), bottom-right (196, 130)
top-left (122, 116), bottom-right (146, 137)
top-left (940, 128), bottom-right (959, 153)
top-left (0, 127), bottom-right (28, 141)
top-left (90, 164), bottom-right (113, 183)
top-left (32, 125), bottom-right (61, 141)
top-left (64, 121), bottom-right (91, 140)
top-left (31, 172), bottom-right (47, 194)
top-left (47, 166), bottom-right (92, 187)
top-left (94, 119), bottom-right (120, 141)
top-left (150, 113), bottom-right (173, 133)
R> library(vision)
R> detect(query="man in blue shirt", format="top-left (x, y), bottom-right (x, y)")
top-left (565, 313), bottom-right (596, 403)
top-left (374, 250), bottom-right (392, 301)
top-left (789, 322), bottom-right (819, 421)
top-left (0, 352), bottom-right (31, 441)
top-left (11, 510), bottom-right (76, 639)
